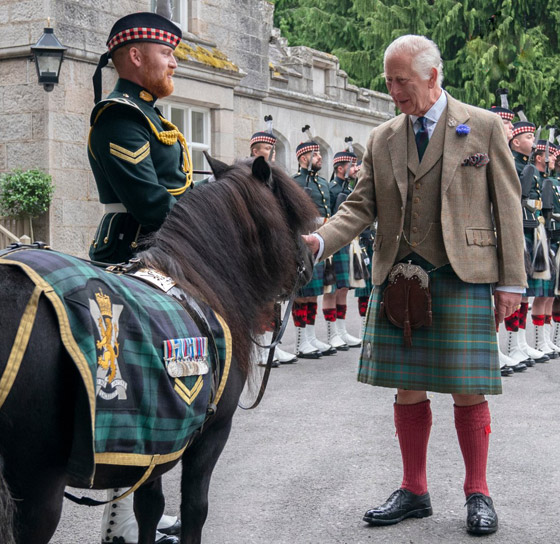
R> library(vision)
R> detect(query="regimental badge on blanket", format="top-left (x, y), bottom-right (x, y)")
top-left (163, 337), bottom-right (210, 378)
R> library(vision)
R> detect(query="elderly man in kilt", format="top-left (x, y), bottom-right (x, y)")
top-left (304, 35), bottom-right (526, 536)
top-left (291, 142), bottom-right (336, 358)
top-left (322, 151), bottom-right (363, 350)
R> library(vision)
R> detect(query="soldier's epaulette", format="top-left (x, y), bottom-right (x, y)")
top-left (90, 97), bottom-right (148, 127)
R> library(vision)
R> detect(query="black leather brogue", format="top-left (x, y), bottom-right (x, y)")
top-left (363, 488), bottom-right (432, 526)
top-left (465, 493), bottom-right (498, 535)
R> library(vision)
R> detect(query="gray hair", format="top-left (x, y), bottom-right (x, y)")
top-left (384, 35), bottom-right (444, 86)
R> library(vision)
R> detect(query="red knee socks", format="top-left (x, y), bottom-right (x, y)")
top-left (504, 309), bottom-right (519, 332)
top-left (394, 400), bottom-right (432, 496)
top-left (454, 401), bottom-right (491, 497)
top-left (336, 304), bottom-right (347, 320)
top-left (291, 302), bottom-right (307, 328)
top-left (358, 296), bottom-right (369, 317)
top-left (322, 308), bottom-right (337, 322)
top-left (306, 302), bottom-right (318, 326)
top-left (518, 302), bottom-right (529, 329)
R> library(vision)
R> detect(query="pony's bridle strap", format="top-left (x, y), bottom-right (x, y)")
top-left (239, 262), bottom-right (307, 411)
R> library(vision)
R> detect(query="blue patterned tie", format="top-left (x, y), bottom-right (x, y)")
top-left (415, 116), bottom-right (429, 162)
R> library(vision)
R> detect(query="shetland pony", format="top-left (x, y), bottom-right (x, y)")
top-left (0, 156), bottom-right (317, 543)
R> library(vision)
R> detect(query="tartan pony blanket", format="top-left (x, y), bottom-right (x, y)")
top-left (0, 247), bottom-right (232, 484)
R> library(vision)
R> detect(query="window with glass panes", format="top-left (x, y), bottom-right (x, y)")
top-left (159, 103), bottom-right (211, 182)
top-left (150, 0), bottom-right (188, 31)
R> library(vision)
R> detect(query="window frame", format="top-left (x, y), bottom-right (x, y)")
top-left (150, 0), bottom-right (189, 32)
top-left (158, 101), bottom-right (212, 180)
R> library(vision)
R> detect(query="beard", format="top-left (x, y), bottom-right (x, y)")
top-left (141, 63), bottom-right (174, 98)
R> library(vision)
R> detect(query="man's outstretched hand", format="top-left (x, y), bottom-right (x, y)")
top-left (494, 290), bottom-right (522, 324)
top-left (302, 234), bottom-right (319, 256)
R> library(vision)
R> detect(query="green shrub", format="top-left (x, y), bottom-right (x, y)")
top-left (0, 169), bottom-right (54, 219)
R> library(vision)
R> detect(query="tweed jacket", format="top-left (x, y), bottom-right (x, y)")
top-left (316, 92), bottom-right (527, 287)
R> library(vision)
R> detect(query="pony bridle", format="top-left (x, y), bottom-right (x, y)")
top-left (238, 257), bottom-right (309, 411)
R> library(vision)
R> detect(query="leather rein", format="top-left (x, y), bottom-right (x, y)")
top-left (238, 262), bottom-right (308, 410)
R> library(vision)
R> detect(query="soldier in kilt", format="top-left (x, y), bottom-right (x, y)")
top-left (291, 142), bottom-right (335, 358)
top-left (250, 131), bottom-right (298, 366)
top-left (322, 151), bottom-right (362, 350)
top-left (506, 122), bottom-right (552, 364)
top-left (353, 160), bottom-right (376, 336)
top-left (304, 35), bottom-right (526, 536)
top-left (90, 12), bottom-right (185, 544)
top-left (487, 107), bottom-right (529, 374)
top-left (549, 148), bottom-right (560, 346)
top-left (528, 141), bottom-right (560, 357)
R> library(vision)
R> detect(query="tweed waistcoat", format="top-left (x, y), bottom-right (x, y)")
top-left (395, 110), bottom-right (449, 266)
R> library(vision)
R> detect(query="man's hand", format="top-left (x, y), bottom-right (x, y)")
top-left (302, 234), bottom-right (319, 256)
top-left (494, 291), bottom-right (522, 324)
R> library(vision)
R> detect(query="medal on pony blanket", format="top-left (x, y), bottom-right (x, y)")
top-left (163, 337), bottom-right (210, 377)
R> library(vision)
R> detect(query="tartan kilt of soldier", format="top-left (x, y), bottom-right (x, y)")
top-left (298, 260), bottom-right (325, 297)
top-left (358, 263), bottom-right (501, 395)
top-left (524, 229), bottom-right (552, 297)
top-left (331, 245), bottom-right (351, 290)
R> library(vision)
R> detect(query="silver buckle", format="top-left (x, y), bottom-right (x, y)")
top-left (388, 262), bottom-right (429, 289)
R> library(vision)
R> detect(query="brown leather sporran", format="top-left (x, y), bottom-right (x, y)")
top-left (379, 262), bottom-right (432, 347)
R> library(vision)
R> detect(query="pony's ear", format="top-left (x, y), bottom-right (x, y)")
top-left (203, 151), bottom-right (228, 179)
top-left (252, 156), bottom-right (273, 188)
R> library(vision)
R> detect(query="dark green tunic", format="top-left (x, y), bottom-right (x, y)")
top-left (88, 79), bottom-right (192, 263)
top-left (292, 168), bottom-right (330, 296)
top-left (292, 168), bottom-right (331, 220)
top-left (328, 175), bottom-right (352, 290)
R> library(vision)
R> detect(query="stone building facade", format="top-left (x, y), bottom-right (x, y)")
top-left (0, 0), bottom-right (393, 256)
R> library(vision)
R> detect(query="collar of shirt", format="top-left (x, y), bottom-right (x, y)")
top-left (410, 90), bottom-right (447, 139)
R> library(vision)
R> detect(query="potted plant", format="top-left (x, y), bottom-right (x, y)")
top-left (0, 169), bottom-right (54, 242)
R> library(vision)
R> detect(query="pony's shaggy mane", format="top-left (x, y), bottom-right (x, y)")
top-left (139, 159), bottom-right (317, 375)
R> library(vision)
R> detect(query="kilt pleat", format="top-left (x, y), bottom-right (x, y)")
top-left (331, 245), bottom-right (350, 289)
top-left (298, 260), bottom-right (325, 297)
top-left (358, 264), bottom-right (501, 395)
top-left (525, 229), bottom-right (552, 296)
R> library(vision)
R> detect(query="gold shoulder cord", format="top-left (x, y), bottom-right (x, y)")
top-left (145, 115), bottom-right (193, 195)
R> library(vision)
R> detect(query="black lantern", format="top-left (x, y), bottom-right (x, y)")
top-left (31, 27), bottom-right (67, 92)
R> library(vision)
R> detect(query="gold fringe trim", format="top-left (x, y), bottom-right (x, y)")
top-left (0, 285), bottom-right (42, 410)
top-left (213, 313), bottom-right (232, 406)
top-left (0, 256), bottom-right (97, 475)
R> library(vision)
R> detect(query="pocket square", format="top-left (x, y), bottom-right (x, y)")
top-left (462, 153), bottom-right (490, 167)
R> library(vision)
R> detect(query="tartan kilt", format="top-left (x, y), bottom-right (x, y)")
top-left (298, 260), bottom-right (325, 297)
top-left (331, 245), bottom-right (350, 290)
top-left (358, 264), bottom-right (501, 395)
top-left (525, 229), bottom-right (552, 297)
